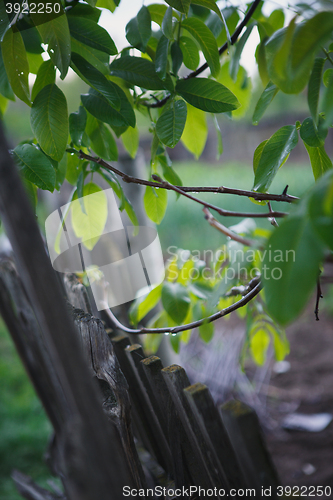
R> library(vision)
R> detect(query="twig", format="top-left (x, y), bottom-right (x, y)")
top-left (314, 278), bottom-right (323, 321)
top-left (268, 202), bottom-right (278, 227)
top-left (102, 282), bottom-right (262, 335)
top-left (77, 150), bottom-right (298, 203)
top-left (146, 0), bottom-right (262, 108)
top-left (78, 151), bottom-right (288, 218)
top-left (203, 207), bottom-right (254, 246)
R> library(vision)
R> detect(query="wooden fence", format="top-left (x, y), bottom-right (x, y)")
top-left (0, 123), bottom-right (280, 499)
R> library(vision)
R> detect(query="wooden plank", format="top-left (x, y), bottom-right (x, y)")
top-left (0, 123), bottom-right (133, 499)
top-left (125, 345), bottom-right (173, 474)
top-left (162, 365), bottom-right (220, 493)
top-left (220, 400), bottom-right (280, 497)
top-left (184, 383), bottom-right (247, 491)
top-left (141, 356), bottom-right (189, 489)
top-left (110, 335), bottom-right (160, 460)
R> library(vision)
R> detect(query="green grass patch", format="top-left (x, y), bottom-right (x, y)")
top-left (0, 321), bottom-right (52, 500)
top-left (158, 161), bottom-right (314, 252)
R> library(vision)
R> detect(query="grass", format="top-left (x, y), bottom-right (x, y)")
top-left (158, 161), bottom-right (314, 253)
top-left (0, 321), bottom-right (52, 500)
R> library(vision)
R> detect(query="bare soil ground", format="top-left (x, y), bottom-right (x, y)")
top-left (265, 305), bottom-right (333, 492)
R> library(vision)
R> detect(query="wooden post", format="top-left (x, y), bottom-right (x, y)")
top-left (220, 400), bottom-right (280, 497)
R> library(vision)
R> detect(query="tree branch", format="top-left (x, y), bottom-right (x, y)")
top-left (78, 151), bottom-right (289, 218)
top-left (203, 207), bottom-right (255, 246)
top-left (78, 151), bottom-right (297, 203)
top-left (145, 0), bottom-right (262, 108)
top-left (102, 281), bottom-right (262, 335)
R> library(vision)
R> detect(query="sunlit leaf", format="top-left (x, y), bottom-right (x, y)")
top-left (162, 282), bottom-right (190, 323)
top-left (181, 103), bottom-right (208, 158)
top-left (144, 185), bottom-right (168, 224)
top-left (176, 78), bottom-right (240, 113)
top-left (182, 17), bottom-right (220, 77)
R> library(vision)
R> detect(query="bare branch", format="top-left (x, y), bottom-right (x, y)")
top-left (78, 151), bottom-right (289, 218)
top-left (102, 282), bottom-right (261, 336)
top-left (77, 150), bottom-right (297, 203)
top-left (203, 207), bottom-right (255, 246)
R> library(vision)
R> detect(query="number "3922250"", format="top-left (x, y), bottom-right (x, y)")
top-left (6, 2), bottom-right (61, 15)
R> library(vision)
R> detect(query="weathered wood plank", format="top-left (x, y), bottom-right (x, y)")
top-left (162, 365), bottom-right (219, 493)
top-left (110, 335), bottom-right (159, 459)
top-left (63, 274), bottom-right (92, 314)
top-left (184, 383), bottom-right (247, 491)
top-left (125, 345), bottom-right (173, 474)
top-left (0, 123), bottom-right (133, 499)
top-left (71, 309), bottom-right (146, 490)
top-left (220, 400), bottom-right (280, 497)
top-left (141, 356), bottom-right (189, 489)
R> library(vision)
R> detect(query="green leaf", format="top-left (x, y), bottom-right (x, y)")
top-left (179, 36), bottom-right (199, 71)
top-left (110, 56), bottom-right (169, 90)
top-left (13, 144), bottom-right (55, 192)
top-left (19, 20), bottom-right (43, 54)
top-left (81, 87), bottom-right (135, 128)
top-left (308, 57), bottom-right (325, 124)
top-left (86, 113), bottom-right (118, 161)
top-left (31, 60), bottom-right (56, 102)
top-left (155, 35), bottom-right (169, 80)
top-left (147, 4), bottom-right (168, 26)
top-left (144, 185), bottom-right (168, 224)
top-left (55, 152), bottom-right (67, 191)
top-left (262, 208), bottom-right (325, 326)
top-left (217, 61), bottom-right (252, 119)
top-left (66, 153), bottom-right (82, 186)
top-left (129, 283), bottom-right (162, 325)
top-left (304, 143), bottom-right (333, 180)
top-left (0, 46), bottom-right (15, 100)
top-left (229, 25), bottom-right (254, 82)
top-left (1, 28), bottom-right (30, 105)
top-left (70, 37), bottom-right (110, 75)
top-left (308, 170), bottom-right (333, 250)
top-left (256, 40), bottom-right (269, 87)
top-left (300, 116), bottom-right (327, 148)
top-left (165, 0), bottom-right (190, 15)
top-left (249, 323), bottom-right (270, 366)
top-left (71, 52), bottom-right (120, 109)
top-left (271, 327), bottom-right (289, 362)
top-left (182, 17), bottom-right (220, 77)
top-left (71, 182), bottom-right (108, 251)
top-left (156, 100), bottom-right (187, 148)
top-left (162, 7), bottom-right (173, 40)
top-left (126, 6), bottom-right (151, 52)
top-left (121, 126), bottom-right (139, 159)
top-left (199, 320), bottom-right (214, 343)
top-left (253, 125), bottom-right (298, 192)
top-left (291, 12), bottom-right (333, 73)
top-left (23, 179), bottom-right (38, 211)
top-left (26, 53), bottom-right (43, 75)
top-left (158, 155), bottom-right (182, 186)
top-left (68, 2), bottom-right (102, 22)
top-left (96, 0), bottom-right (118, 13)
top-left (31, 84), bottom-right (68, 161)
top-left (176, 78), bottom-right (240, 113)
top-left (266, 13), bottom-right (333, 94)
top-left (69, 106), bottom-right (87, 147)
top-left (320, 68), bottom-right (333, 129)
top-left (252, 81), bottom-right (279, 125)
top-left (171, 41), bottom-right (183, 75)
top-left (181, 103), bottom-right (208, 159)
top-left (35, 15), bottom-right (71, 79)
top-left (68, 17), bottom-right (117, 55)
top-left (161, 282), bottom-right (190, 323)
top-left (0, 1), bottom-right (11, 42)
top-left (191, 0), bottom-right (222, 20)
top-left (212, 115), bottom-right (223, 159)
